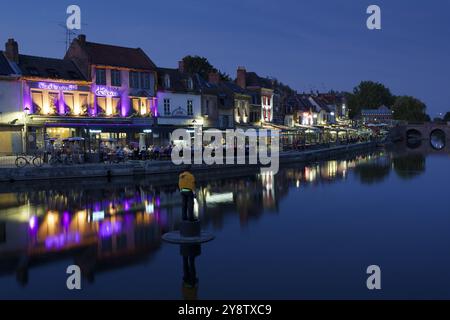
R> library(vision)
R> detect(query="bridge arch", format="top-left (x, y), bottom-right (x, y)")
top-left (406, 128), bottom-right (422, 140)
top-left (430, 129), bottom-right (446, 150)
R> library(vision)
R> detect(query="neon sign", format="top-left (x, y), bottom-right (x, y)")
top-left (38, 82), bottom-right (78, 91)
top-left (95, 86), bottom-right (120, 97)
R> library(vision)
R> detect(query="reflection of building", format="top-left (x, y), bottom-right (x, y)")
top-left (0, 150), bottom-right (389, 286)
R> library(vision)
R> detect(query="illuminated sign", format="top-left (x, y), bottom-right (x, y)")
top-left (95, 86), bottom-right (120, 97)
top-left (38, 82), bottom-right (78, 91)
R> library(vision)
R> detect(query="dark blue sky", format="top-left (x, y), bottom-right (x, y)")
top-left (1, 0), bottom-right (449, 115)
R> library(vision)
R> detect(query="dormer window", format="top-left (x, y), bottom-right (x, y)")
top-left (46, 68), bottom-right (60, 78)
top-left (68, 71), bottom-right (80, 80)
top-left (164, 74), bottom-right (171, 89)
top-left (187, 77), bottom-right (194, 90)
top-left (27, 67), bottom-right (39, 76)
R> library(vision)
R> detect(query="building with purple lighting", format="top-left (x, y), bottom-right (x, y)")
top-left (65, 35), bottom-right (158, 148)
top-left (0, 38), bottom-right (91, 153)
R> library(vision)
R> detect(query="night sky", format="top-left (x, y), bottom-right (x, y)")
top-left (1, 0), bottom-right (449, 115)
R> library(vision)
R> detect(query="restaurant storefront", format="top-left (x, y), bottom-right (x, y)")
top-left (23, 80), bottom-right (157, 154)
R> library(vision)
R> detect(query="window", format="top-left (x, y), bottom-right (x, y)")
top-left (97, 97), bottom-right (107, 115)
top-left (46, 69), bottom-right (60, 78)
top-left (205, 100), bottom-right (209, 115)
top-left (79, 94), bottom-right (89, 115)
top-left (96, 69), bottom-right (106, 85)
top-left (164, 74), bottom-right (171, 88)
top-left (187, 77), bottom-right (194, 90)
top-left (68, 71), bottom-right (80, 80)
top-left (187, 100), bottom-right (193, 116)
top-left (49, 92), bottom-right (59, 114)
top-left (132, 98), bottom-right (140, 115)
top-left (164, 99), bottom-right (171, 115)
top-left (111, 69), bottom-right (121, 87)
top-left (141, 73), bottom-right (151, 89)
top-left (64, 93), bottom-right (74, 115)
top-left (27, 67), bottom-right (39, 76)
top-left (130, 72), bottom-right (140, 88)
top-left (112, 98), bottom-right (121, 116)
top-left (31, 91), bottom-right (43, 114)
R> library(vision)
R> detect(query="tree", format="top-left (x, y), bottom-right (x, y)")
top-left (182, 55), bottom-right (231, 81)
top-left (346, 81), bottom-right (395, 118)
top-left (392, 96), bottom-right (430, 122)
top-left (444, 112), bottom-right (450, 122)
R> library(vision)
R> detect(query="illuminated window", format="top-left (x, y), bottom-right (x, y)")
top-left (31, 91), bottom-right (43, 114)
top-left (112, 98), bottom-right (121, 116)
top-left (79, 94), bottom-right (89, 115)
top-left (49, 92), bottom-right (59, 114)
top-left (97, 97), bottom-right (106, 115)
top-left (132, 98), bottom-right (140, 115)
top-left (64, 93), bottom-right (74, 115)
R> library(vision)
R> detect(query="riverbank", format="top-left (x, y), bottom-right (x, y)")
top-left (0, 142), bottom-right (378, 182)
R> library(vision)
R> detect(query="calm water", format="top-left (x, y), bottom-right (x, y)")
top-left (1, 143), bottom-right (450, 300)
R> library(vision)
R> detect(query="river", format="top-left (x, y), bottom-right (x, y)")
top-left (0, 143), bottom-right (449, 299)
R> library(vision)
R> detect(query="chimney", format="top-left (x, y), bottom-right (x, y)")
top-left (5, 38), bottom-right (19, 64)
top-left (208, 72), bottom-right (220, 85)
top-left (237, 66), bottom-right (246, 89)
top-left (78, 34), bottom-right (86, 45)
top-left (178, 60), bottom-right (185, 73)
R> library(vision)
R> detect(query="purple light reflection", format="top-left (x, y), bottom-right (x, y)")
top-left (45, 232), bottom-right (81, 250)
top-left (99, 221), bottom-right (122, 238)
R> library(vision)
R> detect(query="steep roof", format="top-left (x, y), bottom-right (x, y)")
top-left (245, 72), bottom-right (274, 89)
top-left (73, 38), bottom-right (156, 70)
top-left (157, 67), bottom-right (199, 93)
top-left (18, 54), bottom-right (87, 81)
top-left (0, 52), bottom-right (14, 76)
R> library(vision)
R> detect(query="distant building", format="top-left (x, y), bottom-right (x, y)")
top-left (361, 105), bottom-right (393, 125)
top-left (0, 47), bottom-right (22, 154)
top-left (236, 67), bottom-right (274, 124)
top-left (156, 64), bottom-right (202, 144)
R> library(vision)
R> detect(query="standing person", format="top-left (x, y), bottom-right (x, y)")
top-left (178, 166), bottom-right (196, 222)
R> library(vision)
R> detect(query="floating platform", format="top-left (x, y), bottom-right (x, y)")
top-left (162, 231), bottom-right (215, 244)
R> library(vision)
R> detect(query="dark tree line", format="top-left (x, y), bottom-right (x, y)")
top-left (346, 81), bottom-right (431, 122)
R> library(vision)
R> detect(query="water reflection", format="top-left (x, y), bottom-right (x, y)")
top-left (181, 244), bottom-right (201, 300)
top-left (0, 145), bottom-right (440, 292)
top-left (393, 154), bottom-right (426, 180)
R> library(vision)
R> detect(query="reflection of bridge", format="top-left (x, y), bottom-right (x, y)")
top-left (396, 123), bottom-right (450, 140)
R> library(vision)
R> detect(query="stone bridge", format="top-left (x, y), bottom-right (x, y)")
top-left (394, 122), bottom-right (450, 141)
